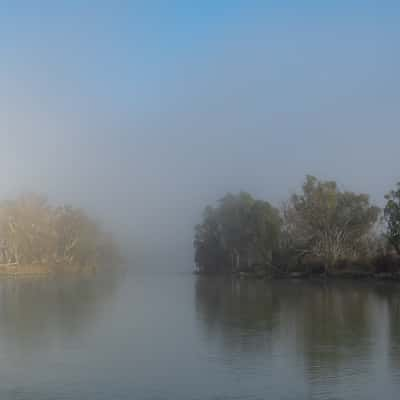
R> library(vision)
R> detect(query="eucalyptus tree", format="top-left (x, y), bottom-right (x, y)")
top-left (0, 194), bottom-right (119, 268)
top-left (285, 175), bottom-right (380, 272)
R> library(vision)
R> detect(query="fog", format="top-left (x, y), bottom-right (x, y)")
top-left (1, 3), bottom-right (400, 270)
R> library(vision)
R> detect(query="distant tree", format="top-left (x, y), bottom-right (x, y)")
top-left (194, 206), bottom-right (227, 273)
top-left (384, 183), bottom-right (400, 255)
top-left (194, 192), bottom-right (282, 273)
top-left (246, 199), bottom-right (282, 268)
top-left (0, 194), bottom-right (55, 265)
top-left (0, 194), bottom-right (119, 268)
top-left (217, 192), bottom-right (255, 270)
top-left (285, 175), bottom-right (380, 272)
top-left (53, 206), bottom-right (100, 266)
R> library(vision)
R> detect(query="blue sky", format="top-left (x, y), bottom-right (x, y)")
top-left (1, 1), bottom-right (400, 265)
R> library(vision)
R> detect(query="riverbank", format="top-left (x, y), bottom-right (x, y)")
top-left (0, 263), bottom-right (98, 276)
top-left (237, 270), bottom-right (400, 281)
top-left (195, 268), bottom-right (400, 282)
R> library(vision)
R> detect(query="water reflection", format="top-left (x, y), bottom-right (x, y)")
top-left (0, 270), bottom-right (122, 351)
top-left (374, 284), bottom-right (400, 371)
top-left (195, 278), bottom-right (281, 354)
top-left (195, 277), bottom-right (400, 393)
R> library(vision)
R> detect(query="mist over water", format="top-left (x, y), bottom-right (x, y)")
top-left (1, 4), bottom-right (400, 397)
top-left (0, 273), bottom-right (400, 399)
top-left (2, 3), bottom-right (400, 269)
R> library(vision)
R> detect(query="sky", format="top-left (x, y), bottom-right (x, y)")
top-left (1, 1), bottom-right (400, 268)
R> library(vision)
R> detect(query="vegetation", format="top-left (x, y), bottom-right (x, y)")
top-left (284, 175), bottom-right (380, 273)
top-left (0, 193), bottom-right (119, 271)
top-left (194, 192), bottom-right (281, 274)
top-left (384, 183), bottom-right (400, 255)
top-left (194, 176), bottom-right (400, 278)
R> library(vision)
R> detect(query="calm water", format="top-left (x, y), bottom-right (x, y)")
top-left (0, 272), bottom-right (400, 399)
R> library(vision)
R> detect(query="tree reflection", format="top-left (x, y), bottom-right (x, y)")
top-left (195, 278), bottom-right (400, 380)
top-left (0, 270), bottom-right (122, 350)
top-left (195, 277), bottom-right (283, 354)
top-left (373, 283), bottom-right (400, 372)
top-left (284, 282), bottom-right (375, 381)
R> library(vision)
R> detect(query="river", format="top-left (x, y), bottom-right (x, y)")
top-left (0, 272), bottom-right (399, 399)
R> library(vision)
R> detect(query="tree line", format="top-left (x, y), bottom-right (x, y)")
top-left (194, 175), bottom-right (400, 275)
top-left (0, 194), bottom-right (119, 269)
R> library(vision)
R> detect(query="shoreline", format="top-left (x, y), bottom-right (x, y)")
top-left (0, 264), bottom-right (98, 276)
top-left (194, 270), bottom-right (400, 282)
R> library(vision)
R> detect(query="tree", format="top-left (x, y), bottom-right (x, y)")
top-left (384, 182), bottom-right (400, 255)
top-left (246, 199), bottom-right (282, 267)
top-left (194, 206), bottom-right (229, 273)
top-left (0, 194), bottom-right (119, 269)
top-left (285, 175), bottom-right (380, 272)
top-left (217, 192), bottom-right (255, 270)
top-left (0, 194), bottom-right (55, 265)
top-left (194, 192), bottom-right (282, 273)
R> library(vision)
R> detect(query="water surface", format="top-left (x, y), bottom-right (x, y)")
top-left (0, 272), bottom-right (399, 399)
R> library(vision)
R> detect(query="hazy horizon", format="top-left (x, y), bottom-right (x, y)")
top-left (2, 2), bottom-right (399, 269)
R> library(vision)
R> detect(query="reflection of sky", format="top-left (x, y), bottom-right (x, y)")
top-left (0, 274), bottom-right (400, 398)
top-left (195, 278), bottom-right (400, 399)
top-left (1, 2), bottom-right (400, 267)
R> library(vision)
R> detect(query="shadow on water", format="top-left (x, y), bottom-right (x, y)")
top-left (0, 269), bottom-right (123, 351)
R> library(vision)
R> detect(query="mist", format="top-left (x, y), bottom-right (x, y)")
top-left (2, 2), bottom-right (400, 270)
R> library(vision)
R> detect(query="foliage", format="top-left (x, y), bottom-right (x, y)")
top-left (194, 176), bottom-right (386, 275)
top-left (0, 193), bottom-right (119, 268)
top-left (194, 192), bottom-right (282, 273)
top-left (285, 175), bottom-right (380, 272)
top-left (384, 182), bottom-right (400, 255)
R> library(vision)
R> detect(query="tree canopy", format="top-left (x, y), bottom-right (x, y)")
top-left (384, 182), bottom-right (400, 255)
top-left (194, 176), bottom-right (383, 275)
top-left (284, 175), bottom-right (380, 271)
top-left (0, 194), bottom-right (119, 269)
top-left (194, 192), bottom-right (282, 273)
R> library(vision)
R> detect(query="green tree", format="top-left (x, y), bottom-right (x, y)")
top-left (194, 206), bottom-right (227, 273)
top-left (384, 182), bottom-right (400, 255)
top-left (286, 175), bottom-right (380, 272)
top-left (194, 192), bottom-right (282, 273)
